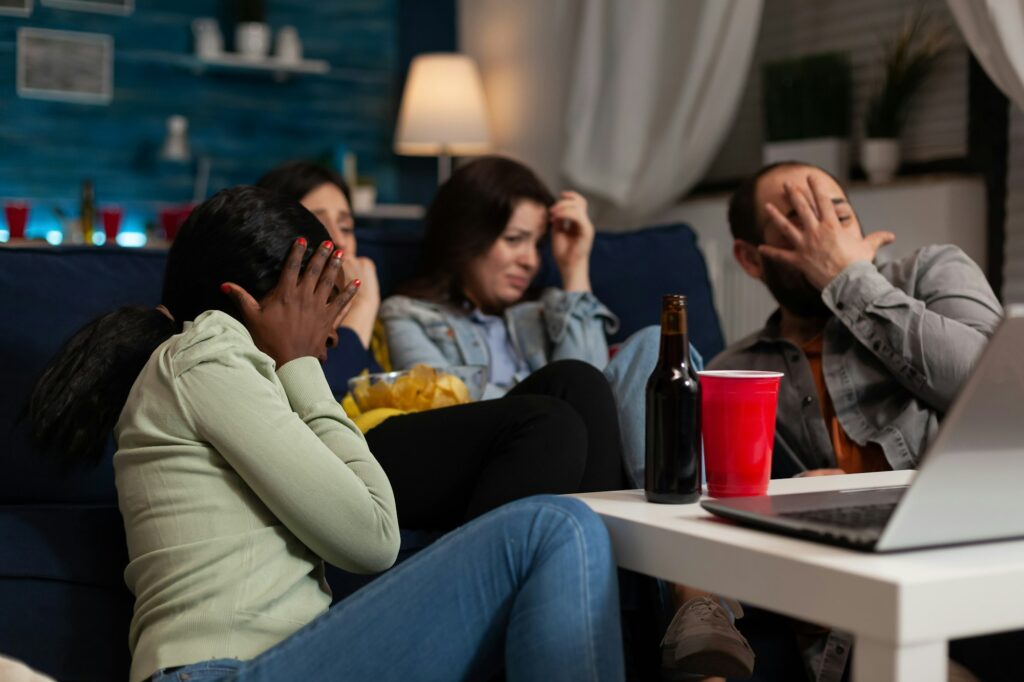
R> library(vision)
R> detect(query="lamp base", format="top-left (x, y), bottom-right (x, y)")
top-left (437, 153), bottom-right (452, 185)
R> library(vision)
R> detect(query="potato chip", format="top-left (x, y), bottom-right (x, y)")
top-left (347, 364), bottom-right (474, 413)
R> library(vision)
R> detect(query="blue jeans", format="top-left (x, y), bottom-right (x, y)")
top-left (150, 496), bottom-right (623, 682)
top-left (604, 325), bottom-right (704, 488)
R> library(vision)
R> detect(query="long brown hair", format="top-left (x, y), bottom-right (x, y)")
top-left (399, 156), bottom-right (555, 302)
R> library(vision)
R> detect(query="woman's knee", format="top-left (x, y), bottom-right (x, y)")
top-left (503, 394), bottom-right (587, 436)
top-left (500, 395), bottom-right (588, 459)
top-left (545, 359), bottom-right (616, 395)
top-left (501, 495), bottom-right (612, 553)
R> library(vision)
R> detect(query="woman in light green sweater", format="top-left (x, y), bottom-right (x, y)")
top-left (29, 187), bottom-right (624, 682)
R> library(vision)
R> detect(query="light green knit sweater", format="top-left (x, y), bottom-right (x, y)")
top-left (113, 310), bottom-right (400, 682)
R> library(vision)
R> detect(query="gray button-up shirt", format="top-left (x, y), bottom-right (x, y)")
top-left (708, 244), bottom-right (1003, 478)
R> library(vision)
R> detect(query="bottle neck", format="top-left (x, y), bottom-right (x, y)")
top-left (657, 308), bottom-right (692, 369)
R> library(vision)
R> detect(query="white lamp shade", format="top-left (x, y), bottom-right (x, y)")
top-left (394, 53), bottom-right (492, 156)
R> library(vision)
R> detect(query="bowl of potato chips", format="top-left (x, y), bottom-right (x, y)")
top-left (347, 364), bottom-right (488, 413)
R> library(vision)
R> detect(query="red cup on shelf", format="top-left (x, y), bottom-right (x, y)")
top-left (4, 201), bottom-right (30, 240)
top-left (100, 206), bottom-right (123, 243)
top-left (699, 370), bottom-right (784, 498)
top-left (158, 204), bottom-right (193, 242)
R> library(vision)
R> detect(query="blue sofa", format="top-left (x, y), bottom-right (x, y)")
top-left (0, 224), bottom-right (723, 681)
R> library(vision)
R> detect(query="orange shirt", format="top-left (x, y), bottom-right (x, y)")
top-left (802, 334), bottom-right (890, 474)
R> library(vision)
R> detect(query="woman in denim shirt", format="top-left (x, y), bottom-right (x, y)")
top-left (381, 157), bottom-right (752, 679)
top-left (380, 156), bottom-right (703, 489)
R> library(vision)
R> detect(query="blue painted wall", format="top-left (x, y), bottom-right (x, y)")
top-left (0, 0), bottom-right (454, 239)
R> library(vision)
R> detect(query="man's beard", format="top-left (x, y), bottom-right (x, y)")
top-left (761, 258), bottom-right (832, 319)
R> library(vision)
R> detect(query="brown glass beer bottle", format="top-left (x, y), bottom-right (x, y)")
top-left (645, 294), bottom-right (702, 503)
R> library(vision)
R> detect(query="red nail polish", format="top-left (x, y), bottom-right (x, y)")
top-left (332, 249), bottom-right (344, 259)
top-left (322, 240), bottom-right (333, 250)
top-left (297, 237), bottom-right (307, 247)
top-left (220, 283), bottom-right (231, 294)
top-left (353, 279), bottom-right (361, 287)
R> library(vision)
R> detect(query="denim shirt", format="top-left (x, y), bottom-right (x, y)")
top-left (379, 289), bottom-right (619, 399)
top-left (468, 309), bottom-right (530, 389)
top-left (708, 244), bottom-right (1003, 480)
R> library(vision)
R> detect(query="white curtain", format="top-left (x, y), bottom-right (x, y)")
top-left (459, 1), bottom-right (582, 201)
top-left (460, 0), bottom-right (762, 231)
top-left (947, 0), bottom-right (1024, 111)
top-left (562, 0), bottom-right (762, 227)
top-left (947, 0), bottom-right (1024, 301)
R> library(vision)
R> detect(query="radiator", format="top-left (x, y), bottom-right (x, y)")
top-left (701, 239), bottom-right (776, 346)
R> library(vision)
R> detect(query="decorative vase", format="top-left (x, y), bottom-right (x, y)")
top-left (191, 18), bottom-right (223, 60)
top-left (236, 22), bottom-right (271, 60)
top-left (351, 185), bottom-right (377, 215)
top-left (763, 137), bottom-right (849, 183)
top-left (861, 138), bottom-right (900, 184)
top-left (274, 26), bottom-right (303, 64)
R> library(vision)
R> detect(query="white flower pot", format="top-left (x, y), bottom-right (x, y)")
top-left (351, 185), bottom-right (377, 214)
top-left (236, 22), bottom-right (271, 61)
top-left (274, 26), bottom-right (303, 64)
top-left (763, 137), bottom-right (849, 183)
top-left (861, 138), bottom-right (900, 184)
top-left (192, 18), bottom-right (223, 60)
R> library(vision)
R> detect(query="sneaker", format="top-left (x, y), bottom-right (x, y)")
top-left (661, 596), bottom-right (755, 679)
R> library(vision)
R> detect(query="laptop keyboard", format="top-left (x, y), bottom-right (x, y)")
top-left (780, 503), bottom-right (898, 531)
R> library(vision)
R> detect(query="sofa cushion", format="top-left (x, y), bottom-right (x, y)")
top-left (536, 223), bottom-right (725, 357)
top-left (0, 247), bottom-right (166, 505)
top-left (0, 579), bottom-right (133, 682)
top-left (356, 228), bottom-right (424, 302)
top-left (0, 504), bottom-right (133, 682)
top-left (0, 505), bottom-right (129, 585)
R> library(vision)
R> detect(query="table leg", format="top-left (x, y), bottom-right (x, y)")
top-left (852, 637), bottom-right (946, 682)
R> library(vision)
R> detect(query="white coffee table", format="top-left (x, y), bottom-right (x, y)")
top-left (574, 470), bottom-right (1024, 682)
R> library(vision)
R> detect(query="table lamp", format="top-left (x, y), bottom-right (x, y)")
top-left (394, 53), bottom-right (492, 183)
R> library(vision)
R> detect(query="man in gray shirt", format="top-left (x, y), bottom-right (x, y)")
top-left (709, 161), bottom-right (1002, 478)
top-left (710, 162), bottom-right (1003, 682)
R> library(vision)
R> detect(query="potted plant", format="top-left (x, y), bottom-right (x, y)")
top-left (763, 52), bottom-right (852, 181)
top-left (862, 10), bottom-right (949, 183)
top-left (235, 0), bottom-right (270, 61)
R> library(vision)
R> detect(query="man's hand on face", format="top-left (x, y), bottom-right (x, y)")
top-left (758, 175), bottom-right (896, 291)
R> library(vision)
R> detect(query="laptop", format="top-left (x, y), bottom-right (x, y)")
top-left (701, 305), bottom-right (1024, 552)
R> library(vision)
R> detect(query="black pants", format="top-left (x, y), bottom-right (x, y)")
top-left (369, 360), bottom-right (626, 531)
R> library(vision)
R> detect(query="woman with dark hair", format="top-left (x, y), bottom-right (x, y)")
top-left (255, 161), bottom-right (377, 362)
top-left (29, 186), bottom-right (624, 682)
top-left (380, 156), bottom-right (755, 680)
top-left (255, 160), bottom-right (626, 530)
top-left (382, 156), bottom-right (689, 483)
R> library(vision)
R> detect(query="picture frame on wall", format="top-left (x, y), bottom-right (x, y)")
top-left (40, 0), bottom-right (132, 15)
top-left (17, 28), bottom-right (114, 105)
top-left (0, 0), bottom-right (33, 17)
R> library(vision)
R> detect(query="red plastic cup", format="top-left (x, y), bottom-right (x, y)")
top-left (4, 201), bottom-right (30, 240)
top-left (100, 206), bottom-right (123, 243)
top-left (158, 204), bottom-right (193, 242)
top-left (699, 370), bottom-right (784, 498)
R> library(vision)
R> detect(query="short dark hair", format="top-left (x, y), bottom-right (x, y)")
top-left (256, 160), bottom-right (352, 208)
top-left (399, 156), bottom-right (556, 302)
top-left (728, 160), bottom-right (845, 244)
top-left (727, 162), bottom-right (812, 244)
